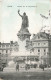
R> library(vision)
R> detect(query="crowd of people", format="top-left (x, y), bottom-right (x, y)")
top-left (15, 62), bottom-right (51, 71)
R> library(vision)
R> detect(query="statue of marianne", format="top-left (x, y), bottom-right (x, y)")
top-left (18, 10), bottom-right (29, 29)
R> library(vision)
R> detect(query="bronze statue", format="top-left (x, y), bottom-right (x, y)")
top-left (18, 10), bottom-right (29, 29)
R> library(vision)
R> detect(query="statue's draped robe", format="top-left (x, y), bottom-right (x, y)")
top-left (21, 15), bottom-right (29, 28)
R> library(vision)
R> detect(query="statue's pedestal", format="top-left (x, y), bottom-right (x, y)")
top-left (8, 28), bottom-right (31, 70)
top-left (17, 28), bottom-right (31, 54)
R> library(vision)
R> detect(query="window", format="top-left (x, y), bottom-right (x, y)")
top-left (30, 41), bottom-right (32, 46)
top-left (44, 49), bottom-right (46, 52)
top-left (30, 58), bottom-right (34, 61)
top-left (6, 50), bottom-right (8, 53)
top-left (0, 45), bottom-right (1, 47)
top-left (2, 50), bottom-right (4, 53)
top-left (38, 43), bottom-right (40, 45)
top-left (38, 49), bottom-right (40, 52)
top-left (32, 42), bottom-right (34, 46)
top-left (38, 53), bottom-right (40, 55)
top-left (15, 45), bottom-right (17, 46)
top-left (44, 53), bottom-right (46, 55)
top-left (35, 58), bottom-right (39, 61)
top-left (0, 53), bottom-right (1, 54)
top-left (38, 36), bottom-right (40, 39)
top-left (2, 45), bottom-right (5, 47)
top-left (6, 44), bottom-right (10, 47)
top-left (44, 43), bottom-right (46, 45)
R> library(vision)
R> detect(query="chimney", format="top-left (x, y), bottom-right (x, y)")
top-left (10, 41), bottom-right (13, 44)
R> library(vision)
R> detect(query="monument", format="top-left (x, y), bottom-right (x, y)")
top-left (17, 10), bottom-right (31, 55)
top-left (4, 10), bottom-right (31, 71)
top-left (10, 10), bottom-right (31, 57)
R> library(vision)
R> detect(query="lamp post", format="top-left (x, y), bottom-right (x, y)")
top-left (0, 53), bottom-right (1, 60)
top-left (0, 53), bottom-right (1, 64)
top-left (30, 50), bottom-right (31, 65)
top-left (6, 53), bottom-right (8, 64)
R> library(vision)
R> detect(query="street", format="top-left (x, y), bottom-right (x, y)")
top-left (0, 68), bottom-right (51, 80)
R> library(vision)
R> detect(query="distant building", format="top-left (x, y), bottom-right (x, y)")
top-left (30, 32), bottom-right (51, 65)
top-left (0, 41), bottom-right (19, 61)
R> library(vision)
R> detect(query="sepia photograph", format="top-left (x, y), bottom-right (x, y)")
top-left (0, 0), bottom-right (51, 80)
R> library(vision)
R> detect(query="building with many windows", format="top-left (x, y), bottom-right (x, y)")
top-left (0, 41), bottom-right (19, 61)
top-left (30, 32), bottom-right (51, 65)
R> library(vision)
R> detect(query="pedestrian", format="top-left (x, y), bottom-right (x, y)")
top-left (42, 66), bottom-right (44, 71)
top-left (16, 63), bottom-right (19, 71)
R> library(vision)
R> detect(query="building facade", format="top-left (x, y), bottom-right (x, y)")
top-left (30, 32), bottom-right (51, 65)
top-left (0, 41), bottom-right (19, 61)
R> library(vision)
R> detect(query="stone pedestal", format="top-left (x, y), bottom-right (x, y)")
top-left (17, 28), bottom-right (31, 53)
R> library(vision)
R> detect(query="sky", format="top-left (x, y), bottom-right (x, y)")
top-left (0, 0), bottom-right (51, 42)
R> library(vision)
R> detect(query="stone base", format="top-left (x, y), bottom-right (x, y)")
top-left (17, 28), bottom-right (31, 41)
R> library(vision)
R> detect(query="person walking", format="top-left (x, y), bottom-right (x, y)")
top-left (42, 65), bottom-right (44, 71)
top-left (16, 63), bottom-right (19, 71)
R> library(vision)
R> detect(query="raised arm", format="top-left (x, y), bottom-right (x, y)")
top-left (18, 10), bottom-right (22, 17)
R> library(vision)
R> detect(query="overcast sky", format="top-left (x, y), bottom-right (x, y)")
top-left (0, 0), bottom-right (51, 42)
